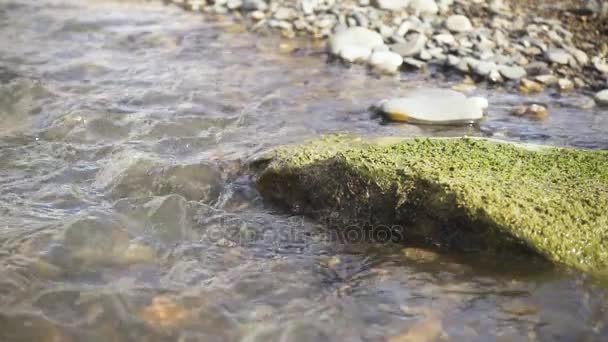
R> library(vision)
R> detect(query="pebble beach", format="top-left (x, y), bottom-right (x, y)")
top-left (170, 0), bottom-right (608, 104)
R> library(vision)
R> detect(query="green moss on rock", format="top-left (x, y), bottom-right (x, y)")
top-left (255, 135), bottom-right (608, 276)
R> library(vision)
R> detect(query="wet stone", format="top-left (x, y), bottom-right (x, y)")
top-left (511, 104), bottom-right (548, 120)
top-left (279, 321), bottom-right (333, 342)
top-left (519, 78), bottom-right (545, 93)
top-left (369, 50), bottom-right (404, 74)
top-left (595, 89), bottom-right (608, 106)
top-left (379, 88), bottom-right (487, 124)
top-left (95, 151), bottom-right (223, 202)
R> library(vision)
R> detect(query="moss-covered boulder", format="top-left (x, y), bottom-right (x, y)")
top-left (254, 135), bottom-right (608, 276)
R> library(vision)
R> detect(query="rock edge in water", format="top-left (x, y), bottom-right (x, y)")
top-left (254, 135), bottom-right (608, 277)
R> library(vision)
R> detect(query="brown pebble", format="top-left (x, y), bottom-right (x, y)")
top-left (511, 104), bottom-right (547, 120)
top-left (519, 78), bottom-right (544, 94)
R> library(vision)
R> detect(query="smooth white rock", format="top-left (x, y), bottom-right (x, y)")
top-left (409, 0), bottom-right (439, 14)
top-left (369, 50), bottom-right (404, 73)
top-left (300, 0), bottom-right (319, 15)
top-left (445, 15), bottom-right (472, 32)
top-left (328, 27), bottom-right (385, 62)
top-left (433, 33), bottom-right (455, 45)
top-left (595, 89), bottom-right (608, 106)
top-left (379, 88), bottom-right (487, 124)
top-left (340, 45), bottom-right (374, 62)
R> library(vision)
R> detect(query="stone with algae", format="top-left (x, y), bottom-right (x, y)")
top-left (255, 135), bottom-right (608, 277)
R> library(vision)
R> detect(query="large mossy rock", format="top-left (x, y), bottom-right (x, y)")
top-left (255, 136), bottom-right (608, 276)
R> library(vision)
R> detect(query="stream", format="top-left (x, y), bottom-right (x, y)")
top-left (1, 0), bottom-right (607, 341)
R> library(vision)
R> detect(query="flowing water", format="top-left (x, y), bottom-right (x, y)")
top-left (1, 0), bottom-right (608, 341)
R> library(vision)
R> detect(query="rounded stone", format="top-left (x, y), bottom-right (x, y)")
top-left (594, 89), bottom-right (608, 106)
top-left (379, 88), bottom-right (487, 124)
top-left (369, 50), bottom-right (404, 74)
top-left (511, 104), bottom-right (548, 120)
top-left (328, 27), bottom-right (385, 62)
top-left (498, 65), bottom-right (527, 80)
top-left (473, 61), bottom-right (497, 77)
top-left (409, 0), bottom-right (439, 14)
top-left (545, 49), bottom-right (572, 65)
top-left (445, 15), bottom-right (473, 32)
top-left (390, 32), bottom-right (427, 57)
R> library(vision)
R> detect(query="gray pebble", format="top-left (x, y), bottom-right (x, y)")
top-left (474, 60), bottom-right (497, 76)
top-left (545, 48), bottom-right (573, 65)
top-left (352, 12), bottom-right (369, 28)
top-left (391, 32), bottom-right (427, 57)
top-left (498, 65), bottom-right (527, 80)
top-left (535, 74), bottom-right (558, 85)
top-left (242, 0), bottom-right (267, 11)
top-left (525, 61), bottom-right (551, 75)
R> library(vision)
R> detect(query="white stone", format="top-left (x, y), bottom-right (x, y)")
top-left (340, 45), bottom-right (374, 62)
top-left (379, 88), bottom-right (487, 124)
top-left (445, 15), bottom-right (472, 32)
top-left (300, 0), bottom-right (319, 15)
top-left (274, 7), bottom-right (296, 20)
top-left (409, 0), bottom-right (439, 14)
top-left (437, 0), bottom-right (453, 13)
top-left (593, 56), bottom-right (608, 74)
top-left (594, 89), bottom-right (608, 106)
top-left (369, 50), bottom-right (404, 73)
top-left (433, 33), bottom-right (455, 45)
top-left (328, 27), bottom-right (385, 62)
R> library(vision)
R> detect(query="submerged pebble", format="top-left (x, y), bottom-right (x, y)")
top-left (511, 104), bottom-right (548, 120)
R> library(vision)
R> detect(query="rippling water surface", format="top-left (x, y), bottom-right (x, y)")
top-left (1, 0), bottom-right (607, 341)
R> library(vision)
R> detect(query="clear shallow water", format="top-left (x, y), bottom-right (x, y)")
top-left (0, 0), bottom-right (607, 341)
